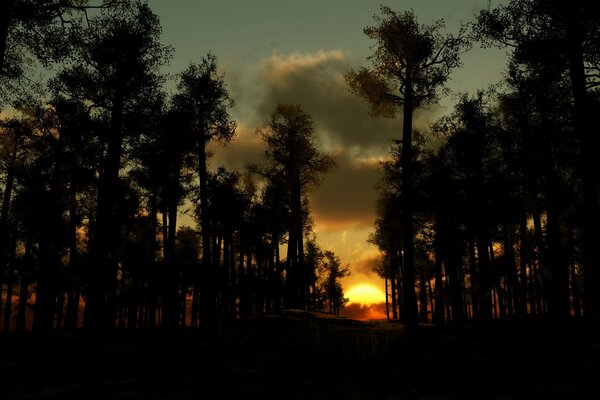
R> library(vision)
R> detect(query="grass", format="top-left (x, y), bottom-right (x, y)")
top-left (1, 313), bottom-right (599, 399)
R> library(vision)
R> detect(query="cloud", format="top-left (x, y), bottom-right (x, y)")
top-left (247, 50), bottom-right (404, 152)
top-left (207, 122), bottom-right (264, 172)
top-left (341, 302), bottom-right (387, 320)
top-left (310, 150), bottom-right (382, 232)
top-left (352, 250), bottom-right (384, 276)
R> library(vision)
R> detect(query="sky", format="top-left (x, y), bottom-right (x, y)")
top-left (147, 0), bottom-right (509, 317)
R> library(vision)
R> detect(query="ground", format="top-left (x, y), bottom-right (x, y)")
top-left (1, 312), bottom-right (599, 399)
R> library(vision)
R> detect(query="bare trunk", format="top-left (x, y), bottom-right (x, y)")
top-left (565, 6), bottom-right (600, 319)
top-left (84, 94), bottom-right (125, 335)
top-left (400, 78), bottom-right (418, 326)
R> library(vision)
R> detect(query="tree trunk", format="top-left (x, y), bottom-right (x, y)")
top-left (3, 248), bottom-right (14, 332)
top-left (519, 207), bottom-right (529, 316)
top-left (468, 237), bottom-right (479, 319)
top-left (198, 135), bottom-right (215, 327)
top-left (84, 94), bottom-right (125, 336)
top-left (64, 179), bottom-right (80, 330)
top-left (565, 4), bottom-right (600, 320)
top-left (147, 194), bottom-right (158, 329)
top-left (433, 227), bottom-right (445, 324)
top-left (419, 268), bottom-right (428, 322)
top-left (16, 233), bottom-right (32, 334)
top-left (568, 226), bottom-right (581, 318)
top-left (503, 221), bottom-right (520, 318)
top-left (400, 78), bottom-right (418, 326)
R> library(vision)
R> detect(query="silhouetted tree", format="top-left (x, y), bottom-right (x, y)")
top-left (475, 0), bottom-right (600, 319)
top-left (50, 1), bottom-right (170, 335)
top-left (172, 54), bottom-right (236, 328)
top-left (319, 250), bottom-right (350, 316)
top-left (257, 103), bottom-right (333, 310)
top-left (347, 7), bottom-right (469, 325)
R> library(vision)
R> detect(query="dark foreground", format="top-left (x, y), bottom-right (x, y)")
top-left (1, 312), bottom-right (599, 399)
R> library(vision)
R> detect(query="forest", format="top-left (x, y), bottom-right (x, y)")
top-left (1, 0), bottom-right (599, 332)
top-left (1, 0), bottom-right (600, 398)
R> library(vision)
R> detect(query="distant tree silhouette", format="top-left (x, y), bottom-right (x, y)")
top-left (347, 7), bottom-right (469, 325)
top-left (319, 250), bottom-right (350, 316)
top-left (257, 103), bottom-right (333, 310)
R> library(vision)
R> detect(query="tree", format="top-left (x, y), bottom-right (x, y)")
top-left (319, 250), bottom-right (350, 316)
top-left (258, 103), bottom-right (333, 309)
top-left (172, 54), bottom-right (236, 327)
top-left (51, 1), bottom-right (170, 334)
top-left (475, 0), bottom-right (600, 319)
top-left (347, 7), bottom-right (469, 325)
top-left (0, 0), bottom-right (124, 103)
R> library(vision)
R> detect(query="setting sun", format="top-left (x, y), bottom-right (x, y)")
top-left (346, 284), bottom-right (385, 305)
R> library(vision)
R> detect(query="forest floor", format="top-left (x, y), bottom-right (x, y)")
top-left (1, 311), bottom-right (599, 399)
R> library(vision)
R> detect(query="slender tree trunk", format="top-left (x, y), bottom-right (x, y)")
top-left (273, 230), bottom-right (282, 312)
top-left (0, 139), bottom-right (16, 284)
top-left (539, 108), bottom-right (570, 320)
top-left (468, 237), bottom-right (479, 319)
top-left (384, 274), bottom-right (390, 320)
top-left (476, 235), bottom-right (492, 321)
top-left (64, 179), bottom-right (81, 330)
top-left (447, 237), bottom-right (464, 322)
top-left (34, 126), bottom-right (67, 335)
top-left (16, 233), bottom-right (32, 334)
top-left (84, 94), bottom-right (125, 335)
top-left (390, 252), bottom-right (398, 320)
top-left (568, 226), bottom-right (581, 318)
top-left (519, 207), bottom-right (529, 315)
top-left (434, 228), bottom-right (445, 324)
top-left (400, 79), bottom-right (418, 326)
top-left (503, 222), bottom-right (520, 318)
top-left (198, 135), bottom-right (215, 327)
top-left (419, 268), bottom-right (428, 322)
top-left (489, 242), bottom-right (506, 320)
top-left (565, 5), bottom-right (600, 319)
top-left (148, 194), bottom-right (158, 329)
top-left (3, 248), bottom-right (14, 332)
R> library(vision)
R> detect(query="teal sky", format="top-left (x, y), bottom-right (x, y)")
top-left (147, 0), bottom-right (509, 307)
top-left (150, 0), bottom-right (507, 91)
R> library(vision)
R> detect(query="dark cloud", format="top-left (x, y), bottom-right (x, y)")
top-left (341, 302), bottom-right (387, 320)
top-left (239, 50), bottom-right (403, 152)
top-left (217, 51), bottom-right (437, 236)
top-left (351, 252), bottom-right (383, 276)
top-left (311, 150), bottom-right (382, 231)
top-left (208, 123), bottom-right (265, 172)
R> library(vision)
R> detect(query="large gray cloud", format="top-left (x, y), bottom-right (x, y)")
top-left (310, 151), bottom-right (382, 231)
top-left (216, 50), bottom-right (437, 237)
top-left (255, 50), bottom-right (399, 152)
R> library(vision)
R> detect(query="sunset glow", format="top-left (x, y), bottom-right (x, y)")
top-left (346, 284), bottom-right (386, 305)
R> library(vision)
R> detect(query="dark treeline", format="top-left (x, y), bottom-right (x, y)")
top-left (354, 1), bottom-right (600, 325)
top-left (1, 0), bottom-right (600, 336)
top-left (0, 0), bottom-right (345, 335)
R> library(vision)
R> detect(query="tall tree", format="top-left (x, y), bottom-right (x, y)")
top-left (52, 1), bottom-right (170, 334)
top-left (347, 7), bottom-right (469, 325)
top-left (172, 54), bottom-right (236, 328)
top-left (257, 103), bottom-right (333, 310)
top-left (475, 0), bottom-right (600, 319)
